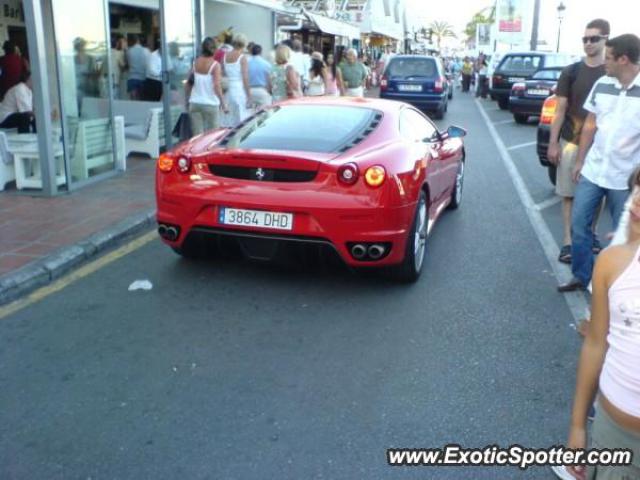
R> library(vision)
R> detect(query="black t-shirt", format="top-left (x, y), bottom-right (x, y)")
top-left (556, 61), bottom-right (606, 144)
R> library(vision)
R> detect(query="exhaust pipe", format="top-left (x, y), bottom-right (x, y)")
top-left (166, 227), bottom-right (178, 241)
top-left (351, 244), bottom-right (367, 260)
top-left (158, 225), bottom-right (167, 237)
top-left (368, 244), bottom-right (386, 260)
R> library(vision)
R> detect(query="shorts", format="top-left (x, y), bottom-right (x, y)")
top-left (587, 403), bottom-right (640, 480)
top-left (127, 78), bottom-right (144, 93)
top-left (555, 138), bottom-right (579, 198)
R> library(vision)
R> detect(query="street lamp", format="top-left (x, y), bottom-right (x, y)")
top-left (556, 2), bottom-right (566, 52)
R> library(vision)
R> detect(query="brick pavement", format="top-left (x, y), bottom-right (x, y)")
top-left (0, 157), bottom-right (156, 278)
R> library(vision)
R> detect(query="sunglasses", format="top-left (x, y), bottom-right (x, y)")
top-left (582, 35), bottom-right (607, 44)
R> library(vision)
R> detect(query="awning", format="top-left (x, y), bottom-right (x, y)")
top-left (208, 0), bottom-right (295, 16)
top-left (304, 11), bottom-right (360, 39)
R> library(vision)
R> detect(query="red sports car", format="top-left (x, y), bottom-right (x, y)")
top-left (156, 97), bottom-right (466, 282)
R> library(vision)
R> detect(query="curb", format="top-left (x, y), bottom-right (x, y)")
top-left (0, 210), bottom-right (157, 306)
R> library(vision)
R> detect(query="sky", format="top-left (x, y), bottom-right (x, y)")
top-left (405, 0), bottom-right (640, 54)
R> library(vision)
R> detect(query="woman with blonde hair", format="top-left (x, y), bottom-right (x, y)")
top-left (185, 37), bottom-right (228, 136)
top-left (270, 44), bottom-right (301, 102)
top-left (222, 33), bottom-right (252, 126)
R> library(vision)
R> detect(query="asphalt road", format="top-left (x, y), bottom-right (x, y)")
top-left (0, 91), bottom-right (591, 479)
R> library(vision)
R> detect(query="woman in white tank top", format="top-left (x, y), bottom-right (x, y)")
top-left (221, 33), bottom-right (252, 127)
top-left (563, 166), bottom-right (640, 479)
top-left (186, 37), bottom-right (227, 136)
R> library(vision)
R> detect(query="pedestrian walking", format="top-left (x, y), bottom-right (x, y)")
top-left (325, 52), bottom-right (341, 97)
top-left (126, 35), bottom-right (150, 100)
top-left (339, 49), bottom-right (367, 97)
top-left (307, 58), bottom-right (327, 97)
top-left (269, 44), bottom-right (300, 102)
top-left (558, 34), bottom-right (640, 292)
top-left (461, 57), bottom-right (473, 92)
top-left (547, 19), bottom-right (610, 266)
top-left (185, 37), bottom-right (228, 136)
top-left (222, 33), bottom-right (252, 127)
top-left (554, 167), bottom-right (640, 480)
top-left (475, 53), bottom-right (488, 98)
top-left (247, 44), bottom-right (272, 109)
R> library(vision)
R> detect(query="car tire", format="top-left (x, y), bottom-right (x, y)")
top-left (434, 106), bottom-right (445, 120)
top-left (548, 164), bottom-right (557, 186)
top-left (448, 89), bottom-right (453, 100)
top-left (498, 97), bottom-right (509, 110)
top-left (514, 113), bottom-right (528, 124)
top-left (391, 190), bottom-right (428, 283)
top-left (447, 159), bottom-right (465, 210)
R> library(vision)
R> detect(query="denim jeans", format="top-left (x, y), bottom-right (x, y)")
top-left (571, 176), bottom-right (629, 285)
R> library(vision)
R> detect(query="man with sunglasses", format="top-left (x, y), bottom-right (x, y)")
top-left (558, 33), bottom-right (640, 293)
top-left (548, 19), bottom-right (609, 268)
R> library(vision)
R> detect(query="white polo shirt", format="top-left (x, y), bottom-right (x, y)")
top-left (581, 71), bottom-right (640, 190)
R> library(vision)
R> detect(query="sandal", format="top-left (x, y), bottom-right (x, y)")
top-left (558, 245), bottom-right (571, 264)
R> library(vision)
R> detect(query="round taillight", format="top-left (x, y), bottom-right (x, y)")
top-left (364, 165), bottom-right (386, 187)
top-left (177, 157), bottom-right (191, 173)
top-left (338, 163), bottom-right (359, 185)
top-left (158, 154), bottom-right (174, 173)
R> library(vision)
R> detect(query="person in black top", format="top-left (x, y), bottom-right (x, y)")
top-left (548, 19), bottom-right (609, 266)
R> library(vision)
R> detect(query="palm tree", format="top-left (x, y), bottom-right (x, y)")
top-left (429, 21), bottom-right (457, 49)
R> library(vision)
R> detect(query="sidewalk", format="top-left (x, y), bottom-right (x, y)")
top-left (0, 157), bottom-right (156, 304)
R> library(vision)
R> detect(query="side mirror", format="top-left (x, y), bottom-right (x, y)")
top-left (446, 125), bottom-right (467, 138)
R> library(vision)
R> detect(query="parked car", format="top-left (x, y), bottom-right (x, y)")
top-left (490, 52), bottom-right (577, 110)
top-left (156, 98), bottom-right (467, 282)
top-left (536, 94), bottom-right (558, 185)
top-left (509, 67), bottom-right (562, 124)
top-left (380, 55), bottom-right (450, 119)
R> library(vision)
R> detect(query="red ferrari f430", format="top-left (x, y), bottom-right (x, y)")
top-left (156, 97), bottom-right (466, 282)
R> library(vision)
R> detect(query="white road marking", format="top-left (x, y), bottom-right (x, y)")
top-left (507, 141), bottom-right (537, 151)
top-left (475, 99), bottom-right (588, 324)
top-left (535, 196), bottom-right (562, 211)
top-left (493, 119), bottom-right (515, 125)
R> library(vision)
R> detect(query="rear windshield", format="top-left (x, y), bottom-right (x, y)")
top-left (532, 69), bottom-right (562, 80)
top-left (386, 58), bottom-right (437, 78)
top-left (544, 54), bottom-right (576, 67)
top-left (223, 105), bottom-right (378, 153)
top-left (499, 55), bottom-right (541, 73)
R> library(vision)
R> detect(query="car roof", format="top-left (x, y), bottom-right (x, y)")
top-left (388, 55), bottom-right (438, 61)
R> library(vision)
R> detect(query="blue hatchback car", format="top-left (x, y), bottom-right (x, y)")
top-left (379, 55), bottom-right (449, 119)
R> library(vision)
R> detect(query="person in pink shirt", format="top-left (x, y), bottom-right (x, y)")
top-left (557, 166), bottom-right (640, 480)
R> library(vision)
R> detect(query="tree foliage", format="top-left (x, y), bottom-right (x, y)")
top-left (428, 21), bottom-right (457, 48)
top-left (464, 5), bottom-right (495, 44)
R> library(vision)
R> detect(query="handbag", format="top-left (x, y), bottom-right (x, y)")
top-left (172, 112), bottom-right (193, 141)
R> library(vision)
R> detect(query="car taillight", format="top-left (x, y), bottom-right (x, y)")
top-left (158, 154), bottom-right (174, 173)
top-left (176, 157), bottom-right (191, 173)
top-left (493, 75), bottom-right (502, 86)
top-left (380, 75), bottom-right (388, 90)
top-left (434, 77), bottom-right (444, 93)
top-left (511, 82), bottom-right (526, 97)
top-left (364, 165), bottom-right (386, 187)
top-left (338, 163), bottom-right (359, 185)
top-left (540, 96), bottom-right (557, 125)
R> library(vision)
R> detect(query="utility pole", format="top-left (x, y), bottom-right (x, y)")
top-left (530, 0), bottom-right (540, 50)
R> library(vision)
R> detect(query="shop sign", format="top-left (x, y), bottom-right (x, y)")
top-left (2, 0), bottom-right (24, 21)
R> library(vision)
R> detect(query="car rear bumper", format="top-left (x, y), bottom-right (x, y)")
top-left (379, 91), bottom-right (446, 111)
top-left (509, 97), bottom-right (545, 116)
top-left (490, 87), bottom-right (510, 99)
top-left (157, 184), bottom-right (415, 267)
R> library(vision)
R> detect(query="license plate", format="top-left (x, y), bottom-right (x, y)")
top-left (508, 77), bottom-right (526, 83)
top-left (527, 88), bottom-right (550, 96)
top-left (219, 207), bottom-right (293, 231)
top-left (398, 84), bottom-right (422, 92)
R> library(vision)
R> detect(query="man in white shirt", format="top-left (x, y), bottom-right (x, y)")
top-left (0, 71), bottom-right (34, 133)
top-left (289, 39), bottom-right (307, 92)
top-left (559, 34), bottom-right (640, 292)
top-left (143, 39), bottom-right (172, 101)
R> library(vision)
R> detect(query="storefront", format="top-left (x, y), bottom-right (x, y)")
top-left (4, 0), bottom-right (200, 196)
